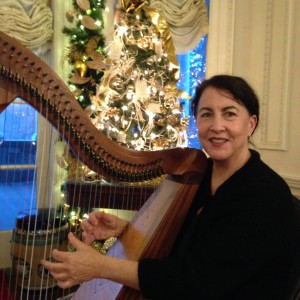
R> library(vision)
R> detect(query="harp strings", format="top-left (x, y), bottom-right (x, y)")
top-left (4, 70), bottom-right (73, 299)
top-left (0, 60), bottom-right (153, 300)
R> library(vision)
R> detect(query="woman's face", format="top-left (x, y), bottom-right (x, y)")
top-left (196, 86), bottom-right (257, 166)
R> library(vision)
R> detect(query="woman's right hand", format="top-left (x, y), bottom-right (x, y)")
top-left (82, 211), bottom-right (129, 245)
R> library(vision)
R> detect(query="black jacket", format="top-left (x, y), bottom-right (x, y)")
top-left (138, 150), bottom-right (297, 299)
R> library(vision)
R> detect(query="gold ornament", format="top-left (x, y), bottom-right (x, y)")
top-left (75, 60), bottom-right (88, 77)
top-left (146, 57), bottom-right (154, 66)
top-left (106, 107), bottom-right (121, 118)
top-left (181, 116), bottom-right (190, 127)
top-left (109, 76), bottom-right (124, 91)
top-left (117, 131), bottom-right (127, 144)
top-left (151, 138), bottom-right (168, 150)
top-left (127, 84), bottom-right (135, 92)
top-left (155, 118), bottom-right (164, 127)
top-left (167, 114), bottom-right (179, 127)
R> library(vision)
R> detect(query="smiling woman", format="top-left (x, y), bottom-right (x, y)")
top-left (192, 75), bottom-right (259, 193)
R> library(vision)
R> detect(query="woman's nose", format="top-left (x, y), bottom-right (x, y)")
top-left (210, 116), bottom-right (225, 132)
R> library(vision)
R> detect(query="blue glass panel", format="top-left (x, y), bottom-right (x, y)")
top-left (0, 102), bottom-right (37, 142)
top-left (0, 101), bottom-right (37, 230)
top-left (177, 36), bottom-right (208, 149)
top-left (0, 102), bottom-right (37, 166)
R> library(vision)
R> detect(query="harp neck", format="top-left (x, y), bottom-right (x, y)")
top-left (0, 30), bottom-right (207, 182)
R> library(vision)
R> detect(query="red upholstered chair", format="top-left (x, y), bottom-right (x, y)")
top-left (0, 270), bottom-right (13, 300)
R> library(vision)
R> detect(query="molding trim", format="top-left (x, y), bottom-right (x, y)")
top-left (50, 0), bottom-right (72, 80)
top-left (257, 0), bottom-right (295, 150)
top-left (206, 0), bottom-right (235, 77)
top-left (283, 175), bottom-right (300, 198)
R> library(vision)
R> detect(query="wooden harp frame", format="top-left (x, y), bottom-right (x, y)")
top-left (0, 31), bottom-right (207, 299)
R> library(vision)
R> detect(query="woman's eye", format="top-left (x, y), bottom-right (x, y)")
top-left (225, 111), bottom-right (236, 118)
top-left (199, 112), bottom-right (211, 118)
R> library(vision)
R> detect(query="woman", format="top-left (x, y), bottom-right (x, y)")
top-left (41, 75), bottom-right (297, 299)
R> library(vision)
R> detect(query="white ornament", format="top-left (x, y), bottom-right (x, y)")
top-left (135, 79), bottom-right (148, 100)
top-left (147, 102), bottom-right (161, 114)
top-left (136, 138), bottom-right (145, 149)
top-left (109, 40), bottom-right (123, 60)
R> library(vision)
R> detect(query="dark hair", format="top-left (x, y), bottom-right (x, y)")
top-left (191, 75), bottom-right (260, 133)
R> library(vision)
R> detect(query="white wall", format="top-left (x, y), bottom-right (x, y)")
top-left (207, 0), bottom-right (300, 197)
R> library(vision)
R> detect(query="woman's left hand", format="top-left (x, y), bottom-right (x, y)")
top-left (40, 232), bottom-right (102, 289)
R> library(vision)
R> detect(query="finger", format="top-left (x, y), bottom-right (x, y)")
top-left (81, 220), bottom-right (94, 233)
top-left (40, 258), bottom-right (64, 272)
top-left (98, 211), bottom-right (114, 224)
top-left (87, 212), bottom-right (100, 226)
top-left (50, 270), bottom-right (74, 283)
top-left (82, 230), bottom-right (88, 240)
top-left (40, 258), bottom-right (53, 270)
top-left (68, 231), bottom-right (85, 250)
top-left (83, 232), bottom-right (95, 245)
top-left (100, 211), bottom-right (111, 222)
top-left (51, 248), bottom-right (68, 262)
top-left (57, 279), bottom-right (77, 289)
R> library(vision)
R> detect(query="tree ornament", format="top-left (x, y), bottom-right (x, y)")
top-left (119, 0), bottom-right (145, 13)
top-left (110, 76), bottom-right (124, 91)
top-left (75, 60), bottom-right (88, 77)
top-left (167, 114), bottom-right (179, 127)
top-left (147, 102), bottom-right (161, 114)
top-left (127, 84), bottom-right (135, 92)
top-left (151, 138), bottom-right (167, 150)
top-left (135, 137), bottom-right (145, 149)
top-left (86, 36), bottom-right (100, 55)
top-left (66, 10), bottom-right (77, 23)
top-left (76, 0), bottom-right (90, 11)
top-left (155, 118), bottom-right (164, 127)
top-left (117, 131), bottom-right (127, 144)
top-left (81, 15), bottom-right (97, 30)
top-left (110, 40), bottom-right (123, 60)
top-left (135, 79), bottom-right (148, 99)
top-left (86, 59), bottom-right (106, 71)
top-left (127, 47), bottom-right (138, 57)
top-left (70, 73), bottom-right (91, 85)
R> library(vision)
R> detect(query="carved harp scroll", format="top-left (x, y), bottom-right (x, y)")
top-left (0, 31), bottom-right (207, 299)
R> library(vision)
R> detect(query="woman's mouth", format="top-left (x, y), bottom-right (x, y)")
top-left (209, 138), bottom-right (228, 145)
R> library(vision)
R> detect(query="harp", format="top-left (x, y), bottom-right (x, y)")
top-left (0, 31), bottom-right (207, 299)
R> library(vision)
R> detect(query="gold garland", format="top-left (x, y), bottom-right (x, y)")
top-left (145, 7), bottom-right (179, 79)
top-left (119, 0), bottom-right (146, 12)
top-left (118, 0), bottom-right (180, 79)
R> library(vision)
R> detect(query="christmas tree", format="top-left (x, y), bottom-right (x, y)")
top-left (62, 0), bottom-right (107, 109)
top-left (89, 1), bottom-right (189, 151)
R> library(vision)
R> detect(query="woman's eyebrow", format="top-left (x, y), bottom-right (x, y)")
top-left (198, 107), bottom-right (212, 112)
top-left (198, 105), bottom-right (239, 112)
top-left (221, 106), bottom-right (239, 111)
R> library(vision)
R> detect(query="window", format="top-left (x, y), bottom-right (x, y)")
top-left (0, 100), bottom-right (37, 230)
top-left (177, 35), bottom-right (208, 149)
